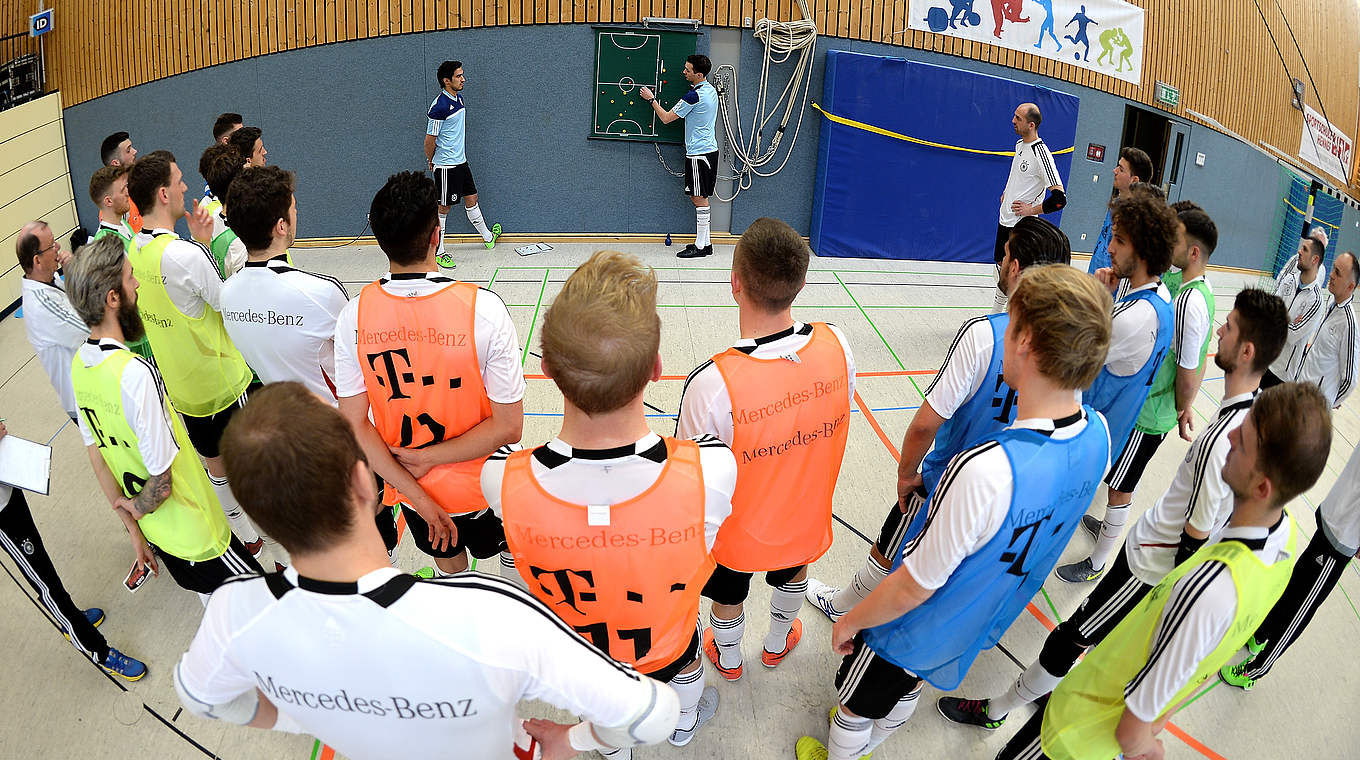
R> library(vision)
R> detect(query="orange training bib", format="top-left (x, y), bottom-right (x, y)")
top-left (710, 322), bottom-right (851, 572)
top-left (500, 438), bottom-right (713, 673)
top-left (357, 280), bottom-right (492, 514)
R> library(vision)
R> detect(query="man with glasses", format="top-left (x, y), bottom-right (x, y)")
top-left (17, 221), bottom-right (85, 421)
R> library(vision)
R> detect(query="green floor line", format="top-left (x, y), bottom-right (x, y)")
top-left (1339, 584), bottom-right (1360, 625)
top-left (1040, 587), bottom-right (1064, 624)
top-left (521, 269), bottom-right (550, 367)
top-left (309, 739), bottom-right (320, 760)
top-left (906, 374), bottom-right (927, 400)
top-left (833, 271), bottom-right (906, 371)
top-left (857, 304), bottom-right (986, 310)
top-left (487, 266), bottom-right (500, 290)
top-left (1178, 679), bottom-right (1221, 711)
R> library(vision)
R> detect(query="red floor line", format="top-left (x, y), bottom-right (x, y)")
top-left (522, 370), bottom-right (935, 381)
top-left (319, 745), bottom-right (335, 760)
top-left (853, 390), bottom-right (900, 462)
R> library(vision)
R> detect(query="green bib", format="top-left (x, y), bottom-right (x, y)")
top-left (1136, 277), bottom-right (1215, 435)
top-left (70, 348), bottom-right (230, 561)
top-left (1041, 520), bottom-right (1298, 760)
top-left (127, 232), bottom-right (252, 416)
top-left (210, 227), bottom-right (239, 279)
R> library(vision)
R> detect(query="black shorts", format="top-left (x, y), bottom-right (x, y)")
top-left (995, 223), bottom-right (1013, 264)
top-left (181, 382), bottom-right (260, 459)
top-left (1103, 428), bottom-right (1167, 494)
top-left (1065, 548), bottom-right (1152, 648)
top-left (400, 506), bottom-right (506, 560)
top-left (874, 488), bottom-right (928, 559)
top-left (701, 562), bottom-right (805, 606)
top-left (683, 151), bottom-right (719, 198)
top-left (434, 164), bottom-right (477, 206)
top-left (834, 634), bottom-right (925, 720)
top-left (642, 624), bottom-right (702, 683)
top-left (154, 533), bottom-right (263, 595)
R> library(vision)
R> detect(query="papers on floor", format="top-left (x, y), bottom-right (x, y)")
top-left (515, 243), bottom-right (554, 256)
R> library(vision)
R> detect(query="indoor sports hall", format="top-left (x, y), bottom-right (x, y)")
top-left (2, 1), bottom-right (1359, 759)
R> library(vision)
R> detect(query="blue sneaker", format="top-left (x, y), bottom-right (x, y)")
top-left (63, 607), bottom-right (105, 641)
top-left (101, 648), bottom-right (147, 681)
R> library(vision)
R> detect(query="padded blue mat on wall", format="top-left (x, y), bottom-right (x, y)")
top-left (811, 51), bottom-right (1079, 263)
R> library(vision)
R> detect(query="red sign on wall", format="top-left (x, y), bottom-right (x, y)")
top-left (1087, 143), bottom-right (1106, 162)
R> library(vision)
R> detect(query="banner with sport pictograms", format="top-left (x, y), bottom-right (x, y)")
top-left (908, 0), bottom-right (1145, 86)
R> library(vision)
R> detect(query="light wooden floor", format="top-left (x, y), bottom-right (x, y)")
top-left (2, 242), bottom-right (1356, 759)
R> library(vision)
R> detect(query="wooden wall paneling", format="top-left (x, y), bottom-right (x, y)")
top-left (170, 0), bottom-right (183, 78)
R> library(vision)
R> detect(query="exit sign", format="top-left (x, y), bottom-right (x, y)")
top-left (1155, 81), bottom-right (1180, 109)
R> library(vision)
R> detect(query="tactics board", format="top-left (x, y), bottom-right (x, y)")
top-left (591, 27), bottom-right (699, 143)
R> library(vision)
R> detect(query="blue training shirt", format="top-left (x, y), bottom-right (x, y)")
top-left (920, 313), bottom-right (1016, 495)
top-left (1087, 209), bottom-right (1113, 273)
top-left (863, 409), bottom-right (1111, 690)
top-left (426, 90), bottom-right (467, 166)
top-left (672, 81), bottom-right (718, 156)
top-left (1084, 285), bottom-right (1173, 450)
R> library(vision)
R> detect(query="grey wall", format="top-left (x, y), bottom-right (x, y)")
top-left (62, 23), bottom-right (1312, 270)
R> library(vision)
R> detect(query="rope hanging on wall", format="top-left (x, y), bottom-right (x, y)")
top-left (654, 0), bottom-right (818, 203)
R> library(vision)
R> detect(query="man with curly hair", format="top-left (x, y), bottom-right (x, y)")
top-left (1059, 188), bottom-right (1177, 584)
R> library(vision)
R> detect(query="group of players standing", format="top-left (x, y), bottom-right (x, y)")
top-left (4, 67), bottom-right (1360, 760)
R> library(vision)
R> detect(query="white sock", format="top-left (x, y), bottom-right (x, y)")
top-left (827, 708), bottom-right (872, 760)
top-left (710, 611), bottom-right (744, 669)
top-left (831, 557), bottom-right (891, 615)
top-left (498, 552), bottom-right (524, 587)
top-left (207, 473), bottom-right (260, 544)
top-left (766, 579), bottom-right (806, 654)
top-left (695, 206), bottom-right (711, 248)
top-left (669, 665), bottom-right (706, 732)
top-left (865, 688), bottom-right (920, 753)
top-left (988, 660), bottom-right (1063, 718)
top-left (466, 204), bottom-right (492, 242)
top-left (1089, 503), bottom-right (1130, 571)
top-left (437, 212), bottom-right (447, 254)
top-left (991, 286), bottom-right (1008, 314)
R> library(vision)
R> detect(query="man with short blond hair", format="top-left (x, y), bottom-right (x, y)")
top-left (678, 216), bottom-right (856, 683)
top-left (485, 250), bottom-right (736, 756)
top-left (797, 265), bottom-right (1112, 760)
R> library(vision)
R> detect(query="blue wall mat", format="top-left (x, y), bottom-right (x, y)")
top-left (809, 51), bottom-right (1077, 263)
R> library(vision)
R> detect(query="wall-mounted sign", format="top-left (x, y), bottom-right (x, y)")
top-left (1087, 143), bottom-right (1107, 162)
top-left (29, 8), bottom-right (53, 37)
top-left (1154, 81), bottom-right (1180, 109)
top-left (1298, 103), bottom-right (1353, 185)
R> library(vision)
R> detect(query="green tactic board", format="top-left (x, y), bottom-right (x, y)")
top-left (591, 27), bottom-right (699, 143)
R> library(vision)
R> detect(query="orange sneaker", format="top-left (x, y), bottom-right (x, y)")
top-left (702, 627), bottom-right (743, 681)
top-left (762, 618), bottom-right (803, 668)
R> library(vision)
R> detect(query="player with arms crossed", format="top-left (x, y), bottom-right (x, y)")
top-left (939, 287), bottom-right (1288, 730)
top-left (335, 171), bottom-right (523, 579)
top-left (486, 251), bottom-right (736, 757)
top-left (807, 216), bottom-right (1072, 620)
top-left (991, 102), bottom-right (1065, 312)
top-left (996, 382), bottom-right (1330, 760)
top-left (678, 217), bottom-right (854, 681)
top-left (796, 265), bottom-right (1112, 760)
top-left (425, 60), bottom-right (501, 268)
top-left (173, 383), bottom-right (680, 760)
top-left (640, 54), bottom-right (719, 259)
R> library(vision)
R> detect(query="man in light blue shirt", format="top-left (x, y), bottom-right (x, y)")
top-left (424, 60), bottom-right (501, 268)
top-left (641, 54), bottom-right (719, 259)
top-left (1087, 147), bottom-right (1151, 273)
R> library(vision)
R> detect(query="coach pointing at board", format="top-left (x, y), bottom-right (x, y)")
top-left (641, 54), bottom-right (719, 259)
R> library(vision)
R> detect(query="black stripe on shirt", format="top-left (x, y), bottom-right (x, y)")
top-left (923, 316), bottom-right (987, 398)
top-left (1338, 305), bottom-right (1357, 402)
top-left (1182, 405), bottom-right (1244, 522)
top-left (417, 574), bottom-right (642, 679)
top-left (1125, 561), bottom-right (1225, 696)
top-left (1032, 140), bottom-right (1061, 188)
top-left (902, 440), bottom-right (1001, 558)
